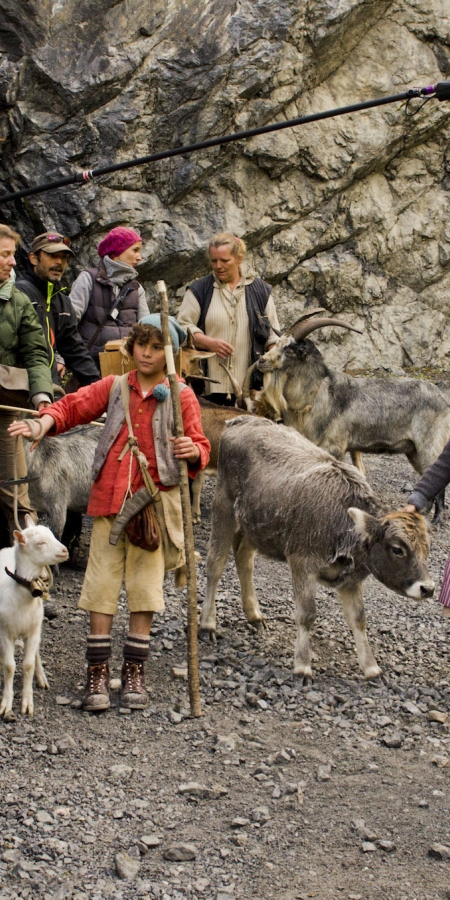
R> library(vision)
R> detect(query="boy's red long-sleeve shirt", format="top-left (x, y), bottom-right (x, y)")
top-left (41, 371), bottom-right (210, 517)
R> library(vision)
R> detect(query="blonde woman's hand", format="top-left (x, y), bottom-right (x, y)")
top-left (193, 333), bottom-right (234, 358)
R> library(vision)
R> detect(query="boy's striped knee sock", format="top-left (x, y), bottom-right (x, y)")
top-left (86, 635), bottom-right (111, 665)
top-left (123, 633), bottom-right (150, 663)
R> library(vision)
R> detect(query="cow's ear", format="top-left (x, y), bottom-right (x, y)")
top-left (347, 507), bottom-right (379, 541)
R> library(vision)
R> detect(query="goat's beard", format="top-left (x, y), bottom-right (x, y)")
top-left (260, 370), bottom-right (288, 419)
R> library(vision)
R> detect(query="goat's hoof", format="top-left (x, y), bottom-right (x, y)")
top-left (293, 667), bottom-right (313, 685)
top-left (199, 628), bottom-right (216, 643)
top-left (364, 665), bottom-right (382, 681)
top-left (37, 678), bottom-right (49, 690)
top-left (249, 618), bottom-right (266, 633)
top-left (2, 709), bottom-right (16, 722)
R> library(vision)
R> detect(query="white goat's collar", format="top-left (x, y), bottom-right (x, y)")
top-left (4, 566), bottom-right (46, 598)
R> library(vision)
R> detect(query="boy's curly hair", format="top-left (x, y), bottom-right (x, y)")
top-left (124, 323), bottom-right (163, 356)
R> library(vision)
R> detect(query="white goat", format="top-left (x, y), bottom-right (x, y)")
top-left (0, 516), bottom-right (68, 717)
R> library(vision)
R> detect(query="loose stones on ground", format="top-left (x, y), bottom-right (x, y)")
top-left (2, 462), bottom-right (450, 899)
top-left (163, 843), bottom-right (198, 861)
top-left (114, 850), bottom-right (141, 879)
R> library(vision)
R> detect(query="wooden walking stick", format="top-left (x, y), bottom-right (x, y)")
top-left (157, 281), bottom-right (202, 718)
top-left (0, 405), bottom-right (40, 416)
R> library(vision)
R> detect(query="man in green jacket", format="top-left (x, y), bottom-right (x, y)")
top-left (0, 223), bottom-right (53, 545)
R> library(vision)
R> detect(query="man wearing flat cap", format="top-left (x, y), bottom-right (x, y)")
top-left (16, 231), bottom-right (101, 388)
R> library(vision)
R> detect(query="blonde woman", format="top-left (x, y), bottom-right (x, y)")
top-left (177, 233), bottom-right (280, 405)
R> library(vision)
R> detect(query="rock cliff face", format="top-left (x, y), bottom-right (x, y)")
top-left (1, 0), bottom-right (450, 368)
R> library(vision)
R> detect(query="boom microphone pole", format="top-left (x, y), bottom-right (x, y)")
top-left (1, 82), bottom-right (450, 205)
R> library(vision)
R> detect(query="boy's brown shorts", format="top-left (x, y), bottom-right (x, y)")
top-left (79, 516), bottom-right (166, 615)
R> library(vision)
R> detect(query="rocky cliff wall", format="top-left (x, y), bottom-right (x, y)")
top-left (1, 0), bottom-right (450, 369)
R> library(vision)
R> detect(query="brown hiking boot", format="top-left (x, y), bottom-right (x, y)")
top-left (82, 662), bottom-right (110, 712)
top-left (120, 660), bottom-right (148, 710)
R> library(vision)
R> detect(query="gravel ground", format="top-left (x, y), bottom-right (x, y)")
top-left (1, 450), bottom-right (450, 900)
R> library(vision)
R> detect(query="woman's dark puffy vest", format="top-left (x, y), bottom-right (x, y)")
top-left (79, 263), bottom-right (140, 361)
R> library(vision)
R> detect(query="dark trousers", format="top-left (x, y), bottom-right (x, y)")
top-left (0, 414), bottom-right (37, 546)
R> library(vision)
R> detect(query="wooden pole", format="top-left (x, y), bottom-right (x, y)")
top-left (0, 405), bottom-right (40, 416)
top-left (156, 281), bottom-right (202, 718)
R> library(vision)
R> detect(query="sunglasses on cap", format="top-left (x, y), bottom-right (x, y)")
top-left (45, 234), bottom-right (71, 246)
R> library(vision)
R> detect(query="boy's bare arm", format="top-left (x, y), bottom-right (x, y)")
top-left (8, 413), bottom-right (56, 451)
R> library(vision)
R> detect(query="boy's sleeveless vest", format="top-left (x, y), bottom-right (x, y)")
top-left (188, 273), bottom-right (273, 365)
top-left (92, 379), bottom-right (188, 486)
top-left (79, 262), bottom-right (140, 358)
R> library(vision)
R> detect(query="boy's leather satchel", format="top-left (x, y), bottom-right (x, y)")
top-left (108, 483), bottom-right (160, 552)
top-left (125, 501), bottom-right (160, 552)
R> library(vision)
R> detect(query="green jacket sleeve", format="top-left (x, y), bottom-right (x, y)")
top-left (15, 289), bottom-right (54, 398)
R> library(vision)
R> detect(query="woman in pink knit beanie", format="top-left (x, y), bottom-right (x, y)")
top-left (69, 226), bottom-right (150, 364)
top-left (97, 226), bottom-right (142, 261)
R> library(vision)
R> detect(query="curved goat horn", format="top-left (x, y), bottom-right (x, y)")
top-left (286, 308), bottom-right (327, 333)
top-left (218, 361), bottom-right (243, 400)
top-left (242, 361), bottom-right (259, 400)
top-left (290, 316), bottom-right (363, 342)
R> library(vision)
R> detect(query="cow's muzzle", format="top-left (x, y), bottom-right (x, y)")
top-left (405, 579), bottom-right (435, 600)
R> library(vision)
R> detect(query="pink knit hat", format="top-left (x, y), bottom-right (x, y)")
top-left (97, 226), bottom-right (142, 259)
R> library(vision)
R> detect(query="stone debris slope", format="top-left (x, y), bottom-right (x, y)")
top-left (0, 451), bottom-right (449, 900)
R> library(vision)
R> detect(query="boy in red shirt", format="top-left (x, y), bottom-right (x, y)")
top-left (10, 317), bottom-right (210, 712)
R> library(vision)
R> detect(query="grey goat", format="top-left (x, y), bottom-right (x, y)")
top-left (200, 417), bottom-right (434, 681)
top-left (24, 425), bottom-right (101, 544)
top-left (256, 312), bottom-right (450, 522)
